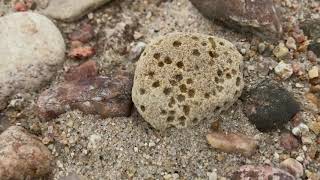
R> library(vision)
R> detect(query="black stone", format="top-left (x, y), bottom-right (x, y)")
top-left (242, 81), bottom-right (300, 132)
top-left (301, 19), bottom-right (320, 40)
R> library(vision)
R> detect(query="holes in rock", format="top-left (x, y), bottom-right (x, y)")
top-left (209, 51), bottom-right (219, 58)
top-left (164, 56), bottom-right (172, 64)
top-left (169, 110), bottom-right (176, 115)
top-left (191, 36), bottom-right (199, 40)
top-left (226, 73), bottom-right (232, 79)
top-left (186, 78), bottom-right (193, 84)
top-left (217, 69), bottom-right (223, 77)
top-left (139, 88), bottom-right (146, 95)
top-left (143, 52), bottom-right (146, 56)
top-left (214, 77), bottom-right (219, 83)
top-left (176, 61), bottom-right (184, 68)
top-left (219, 42), bottom-right (224, 46)
top-left (212, 90), bottom-right (216, 96)
top-left (140, 105), bottom-right (145, 112)
top-left (188, 89), bottom-right (195, 98)
top-left (208, 37), bottom-right (216, 49)
top-left (169, 80), bottom-right (177, 86)
top-left (179, 84), bottom-right (187, 93)
top-left (179, 116), bottom-right (186, 121)
top-left (235, 90), bottom-right (240, 96)
top-left (173, 41), bottom-right (182, 47)
top-left (202, 42), bottom-right (207, 46)
top-left (180, 119), bottom-right (186, 126)
top-left (147, 71), bottom-right (155, 78)
top-left (177, 94), bottom-right (186, 102)
top-left (174, 74), bottom-right (183, 82)
top-left (227, 59), bottom-right (233, 64)
top-left (219, 78), bottom-right (225, 83)
top-left (168, 97), bottom-right (176, 107)
top-left (158, 62), bottom-right (164, 67)
top-left (163, 87), bottom-right (172, 95)
top-left (204, 93), bottom-right (210, 99)
top-left (192, 118), bottom-right (198, 124)
top-left (160, 110), bottom-right (167, 115)
top-left (152, 81), bottom-right (160, 88)
top-left (183, 105), bottom-right (190, 115)
top-left (192, 49), bottom-right (201, 56)
top-left (217, 86), bottom-right (224, 92)
top-left (154, 53), bottom-right (161, 60)
top-left (236, 77), bottom-right (241, 86)
top-left (214, 106), bottom-right (221, 113)
top-left (167, 116), bottom-right (175, 122)
top-left (232, 69), bottom-right (237, 75)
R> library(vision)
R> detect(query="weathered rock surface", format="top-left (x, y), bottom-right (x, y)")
top-left (206, 132), bottom-right (257, 156)
top-left (0, 12), bottom-right (65, 110)
top-left (301, 19), bottom-right (320, 40)
top-left (132, 33), bottom-right (244, 130)
top-left (280, 132), bottom-right (299, 151)
top-left (231, 165), bottom-right (295, 180)
top-left (190, 0), bottom-right (282, 40)
top-left (37, 66), bottom-right (133, 120)
top-left (280, 158), bottom-right (304, 178)
top-left (243, 82), bottom-right (300, 132)
top-left (42, 0), bottom-right (112, 22)
top-left (0, 126), bottom-right (53, 180)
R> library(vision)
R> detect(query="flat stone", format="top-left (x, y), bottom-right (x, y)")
top-left (206, 132), bottom-right (257, 156)
top-left (0, 12), bottom-right (65, 110)
top-left (190, 0), bottom-right (282, 40)
top-left (0, 126), bottom-right (53, 180)
top-left (243, 82), bottom-right (300, 132)
top-left (231, 165), bottom-right (295, 180)
top-left (280, 158), bottom-right (304, 178)
top-left (37, 70), bottom-right (133, 120)
top-left (42, 0), bottom-right (112, 22)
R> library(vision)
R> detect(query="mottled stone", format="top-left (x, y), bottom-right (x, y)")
top-left (206, 132), bottom-right (257, 156)
top-left (190, 0), bottom-right (282, 40)
top-left (0, 126), bottom-right (53, 180)
top-left (280, 158), bottom-right (304, 178)
top-left (69, 23), bottom-right (95, 43)
top-left (280, 132), bottom-right (299, 151)
top-left (243, 82), bottom-right (300, 132)
top-left (64, 60), bottom-right (98, 82)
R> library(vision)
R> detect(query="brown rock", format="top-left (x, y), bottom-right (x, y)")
top-left (0, 126), bottom-right (53, 180)
top-left (280, 132), bottom-right (299, 151)
top-left (37, 71), bottom-right (133, 120)
top-left (68, 23), bottom-right (94, 43)
top-left (14, 2), bottom-right (28, 12)
top-left (190, 0), bottom-right (282, 40)
top-left (231, 165), bottom-right (295, 180)
top-left (69, 46), bottom-right (95, 59)
top-left (64, 60), bottom-right (98, 82)
top-left (280, 158), bottom-right (304, 178)
top-left (206, 132), bottom-right (257, 156)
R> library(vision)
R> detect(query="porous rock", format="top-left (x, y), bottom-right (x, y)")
top-left (190, 0), bottom-right (282, 40)
top-left (42, 0), bottom-right (112, 22)
top-left (206, 132), bottom-right (257, 156)
top-left (0, 126), bottom-right (53, 180)
top-left (231, 165), bottom-right (295, 180)
top-left (132, 33), bottom-right (244, 130)
top-left (37, 70), bottom-right (133, 120)
top-left (0, 12), bottom-right (65, 110)
top-left (243, 81), bottom-right (300, 132)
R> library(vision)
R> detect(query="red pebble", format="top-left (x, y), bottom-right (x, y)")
top-left (64, 60), bottom-right (98, 82)
top-left (68, 46), bottom-right (95, 59)
top-left (14, 2), bottom-right (28, 12)
top-left (280, 132), bottom-right (300, 151)
top-left (68, 23), bottom-right (94, 43)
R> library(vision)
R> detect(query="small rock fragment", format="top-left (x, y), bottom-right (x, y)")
top-left (59, 173), bottom-right (85, 180)
top-left (206, 132), bottom-right (257, 156)
top-left (0, 113), bottom-right (10, 133)
top-left (64, 60), bottom-right (98, 82)
top-left (273, 43), bottom-right (289, 58)
top-left (308, 40), bottom-right (320, 57)
top-left (286, 37), bottom-right (297, 50)
top-left (129, 42), bottom-right (146, 62)
top-left (274, 61), bottom-right (293, 79)
top-left (14, 2), bottom-right (28, 12)
top-left (280, 158), bottom-right (304, 178)
top-left (37, 71), bottom-right (133, 120)
top-left (243, 82), bottom-right (300, 132)
top-left (42, 0), bottom-right (112, 22)
top-left (309, 121), bottom-right (320, 135)
top-left (231, 165), bottom-right (295, 180)
top-left (0, 126), bottom-right (53, 180)
top-left (292, 123), bottom-right (309, 136)
top-left (280, 132), bottom-right (299, 151)
top-left (308, 66), bottom-right (319, 79)
top-left (69, 23), bottom-right (94, 43)
top-left (190, 0), bottom-right (282, 40)
top-left (69, 46), bottom-right (95, 59)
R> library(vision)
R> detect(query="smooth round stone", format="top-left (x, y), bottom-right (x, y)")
top-left (0, 12), bottom-right (65, 110)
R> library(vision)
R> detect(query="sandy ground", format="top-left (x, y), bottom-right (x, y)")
top-left (1, 0), bottom-right (320, 179)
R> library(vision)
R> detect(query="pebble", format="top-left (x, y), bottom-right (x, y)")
top-left (292, 123), bottom-right (309, 136)
top-left (280, 158), bottom-right (304, 178)
top-left (231, 165), bottom-right (294, 179)
top-left (132, 33), bottom-right (244, 130)
top-left (0, 126), bottom-right (53, 179)
top-left (308, 66), bottom-right (319, 79)
top-left (258, 43), bottom-right (266, 54)
top-left (206, 132), bottom-right (257, 156)
top-left (280, 132), bottom-right (299, 151)
top-left (286, 37), bottom-right (297, 50)
top-left (69, 46), bottom-right (95, 59)
top-left (189, 0), bottom-right (282, 40)
top-left (42, 0), bottom-right (112, 22)
top-left (274, 61), bottom-right (293, 79)
top-left (309, 121), bottom-right (320, 135)
top-left (37, 70), bottom-right (133, 120)
top-left (243, 82), bottom-right (300, 132)
top-left (68, 23), bottom-right (95, 43)
top-left (59, 173), bottom-right (85, 180)
top-left (0, 12), bottom-right (65, 110)
top-left (273, 43), bottom-right (289, 58)
top-left (129, 42), bottom-right (146, 62)
top-left (308, 40), bottom-right (320, 57)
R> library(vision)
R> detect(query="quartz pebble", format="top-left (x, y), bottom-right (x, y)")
top-left (273, 43), bottom-right (289, 58)
top-left (292, 123), bottom-right (309, 136)
top-left (308, 66), bottom-right (319, 79)
top-left (274, 61), bottom-right (293, 79)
